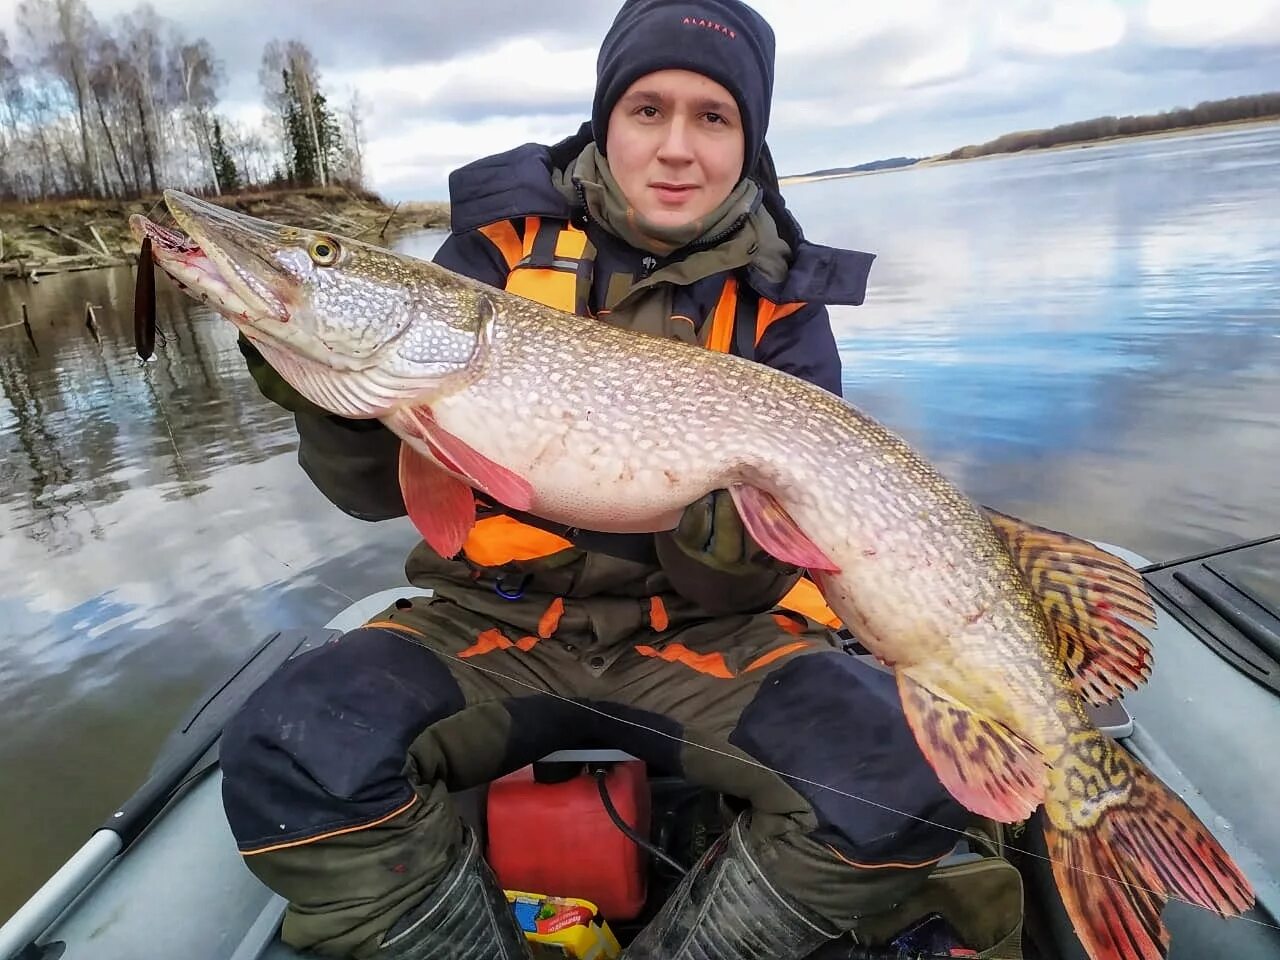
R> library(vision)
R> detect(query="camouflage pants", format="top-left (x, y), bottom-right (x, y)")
top-left (219, 582), bottom-right (969, 957)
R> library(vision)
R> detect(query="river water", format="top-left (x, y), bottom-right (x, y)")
top-left (2, 123), bottom-right (1278, 921)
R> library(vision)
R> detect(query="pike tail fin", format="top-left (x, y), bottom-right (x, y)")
top-left (1044, 747), bottom-right (1254, 960)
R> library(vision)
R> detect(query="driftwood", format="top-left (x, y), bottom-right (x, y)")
top-left (37, 222), bottom-right (106, 258)
top-left (0, 252), bottom-right (124, 282)
top-left (379, 202), bottom-right (401, 238)
top-left (88, 224), bottom-right (113, 257)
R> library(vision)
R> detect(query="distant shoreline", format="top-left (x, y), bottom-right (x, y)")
top-left (0, 188), bottom-right (449, 283)
top-left (779, 116), bottom-right (1280, 187)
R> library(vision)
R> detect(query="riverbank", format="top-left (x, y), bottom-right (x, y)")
top-left (780, 115), bottom-right (1280, 186)
top-left (0, 187), bottom-right (450, 282)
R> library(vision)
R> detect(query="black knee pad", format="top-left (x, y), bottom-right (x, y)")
top-left (730, 652), bottom-right (971, 865)
top-left (220, 626), bottom-right (465, 852)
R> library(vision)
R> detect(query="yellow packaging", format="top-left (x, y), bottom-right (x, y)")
top-left (504, 889), bottom-right (622, 959)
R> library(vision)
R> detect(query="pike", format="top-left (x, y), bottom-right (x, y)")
top-left (130, 190), bottom-right (1254, 960)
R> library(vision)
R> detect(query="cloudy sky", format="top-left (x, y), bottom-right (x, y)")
top-left (3, 0), bottom-right (1279, 200)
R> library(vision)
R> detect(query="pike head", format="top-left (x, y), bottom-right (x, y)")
top-left (129, 189), bottom-right (497, 418)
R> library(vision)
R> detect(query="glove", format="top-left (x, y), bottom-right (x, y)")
top-left (669, 489), bottom-right (795, 576)
top-left (237, 333), bottom-right (324, 416)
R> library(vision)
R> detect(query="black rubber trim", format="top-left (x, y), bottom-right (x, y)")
top-left (1143, 543), bottom-right (1280, 697)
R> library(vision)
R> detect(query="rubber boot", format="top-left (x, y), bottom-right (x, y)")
top-left (623, 814), bottom-right (843, 959)
top-left (375, 827), bottom-right (534, 960)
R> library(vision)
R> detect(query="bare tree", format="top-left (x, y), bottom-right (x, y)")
top-left (87, 32), bottom-right (133, 196)
top-left (170, 38), bottom-right (224, 192)
top-left (224, 117), bottom-right (271, 187)
top-left (341, 88), bottom-right (366, 185)
top-left (117, 3), bottom-right (167, 193)
top-left (0, 31), bottom-right (16, 197)
top-left (17, 0), bottom-right (101, 195)
top-left (3, 6), bottom-right (378, 201)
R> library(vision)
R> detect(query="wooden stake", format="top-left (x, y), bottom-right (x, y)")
top-left (85, 301), bottom-right (101, 343)
top-left (23, 303), bottom-right (37, 353)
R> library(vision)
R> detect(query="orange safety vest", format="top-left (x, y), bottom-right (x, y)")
top-left (462, 215), bottom-right (842, 630)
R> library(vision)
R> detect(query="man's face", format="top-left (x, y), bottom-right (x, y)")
top-left (605, 69), bottom-right (746, 231)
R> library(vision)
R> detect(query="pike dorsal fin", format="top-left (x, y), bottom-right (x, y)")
top-left (982, 506), bottom-right (1157, 705)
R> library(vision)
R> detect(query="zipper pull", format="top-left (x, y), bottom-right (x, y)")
top-left (640, 255), bottom-right (658, 279)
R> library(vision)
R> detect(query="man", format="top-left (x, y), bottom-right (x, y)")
top-left (220, 1), bottom-right (972, 958)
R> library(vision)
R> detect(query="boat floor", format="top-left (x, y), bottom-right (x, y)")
top-left (10, 538), bottom-right (1280, 959)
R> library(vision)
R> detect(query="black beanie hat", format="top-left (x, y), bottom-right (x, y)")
top-left (591, 0), bottom-right (776, 179)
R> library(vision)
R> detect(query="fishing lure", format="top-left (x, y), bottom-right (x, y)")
top-left (134, 236), bottom-right (156, 361)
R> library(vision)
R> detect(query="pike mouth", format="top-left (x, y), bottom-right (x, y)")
top-left (128, 213), bottom-right (287, 328)
top-left (128, 201), bottom-right (437, 420)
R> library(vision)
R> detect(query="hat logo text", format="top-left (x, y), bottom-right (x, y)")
top-left (681, 16), bottom-right (736, 39)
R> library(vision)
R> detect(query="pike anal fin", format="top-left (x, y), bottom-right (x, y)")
top-left (1045, 748), bottom-right (1254, 960)
top-left (729, 483), bottom-right (840, 572)
top-left (398, 441), bottom-right (476, 558)
top-left (982, 506), bottom-right (1157, 705)
top-left (896, 671), bottom-right (1047, 823)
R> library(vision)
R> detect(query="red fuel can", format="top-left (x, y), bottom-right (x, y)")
top-left (485, 760), bottom-right (650, 922)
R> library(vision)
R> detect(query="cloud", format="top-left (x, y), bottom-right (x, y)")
top-left (1139, 0), bottom-right (1280, 46)
top-left (992, 0), bottom-right (1128, 58)
top-left (167, 0), bottom-right (615, 78)
top-left (325, 36), bottom-right (596, 127)
top-left (2, 0), bottom-right (1278, 198)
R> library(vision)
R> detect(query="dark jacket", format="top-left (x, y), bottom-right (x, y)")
top-left (282, 124), bottom-right (876, 613)
top-left (439, 123), bottom-right (871, 395)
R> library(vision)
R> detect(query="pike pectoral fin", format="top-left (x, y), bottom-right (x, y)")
top-left (398, 442), bottom-right (476, 558)
top-left (399, 407), bottom-right (535, 512)
top-left (982, 506), bottom-right (1157, 705)
top-left (896, 671), bottom-right (1047, 823)
top-left (729, 483), bottom-right (840, 572)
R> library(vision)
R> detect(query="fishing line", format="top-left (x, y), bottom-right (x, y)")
top-left (395, 627), bottom-right (1280, 935)
top-left (138, 352), bottom-right (357, 607)
top-left (131, 216), bottom-right (356, 605)
top-left (123, 213), bottom-right (1274, 937)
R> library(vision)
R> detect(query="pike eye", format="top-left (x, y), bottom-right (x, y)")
top-left (309, 238), bottom-right (340, 266)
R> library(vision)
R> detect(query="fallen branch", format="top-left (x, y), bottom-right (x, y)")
top-left (37, 223), bottom-right (105, 258)
top-left (380, 202), bottom-right (401, 238)
top-left (88, 224), bottom-right (113, 257)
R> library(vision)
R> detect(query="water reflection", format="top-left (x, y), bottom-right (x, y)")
top-left (1, 125), bottom-right (1278, 921)
top-left (782, 125), bottom-right (1280, 562)
top-left (0, 243), bottom-right (439, 918)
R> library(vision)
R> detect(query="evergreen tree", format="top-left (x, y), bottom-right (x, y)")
top-left (281, 66), bottom-right (318, 184)
top-left (210, 117), bottom-right (239, 191)
top-left (313, 89), bottom-right (342, 184)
